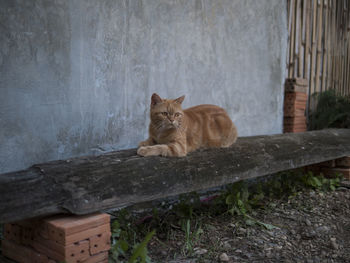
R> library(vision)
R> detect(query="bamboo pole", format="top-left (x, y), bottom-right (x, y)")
top-left (347, 24), bottom-right (350, 96)
top-left (299, 0), bottom-right (306, 77)
top-left (340, 0), bottom-right (343, 95)
top-left (287, 0), bottom-right (350, 96)
top-left (343, 1), bottom-right (349, 96)
top-left (288, 0), bottom-right (291, 24)
top-left (345, 37), bottom-right (349, 96)
top-left (287, 0), bottom-right (292, 76)
top-left (310, 0), bottom-right (318, 97)
top-left (329, 0), bottom-right (334, 91)
top-left (334, 2), bottom-right (340, 94)
top-left (289, 0), bottom-right (297, 78)
top-left (332, 0), bottom-right (337, 92)
top-left (326, 0), bottom-right (333, 90)
top-left (304, 0), bottom-right (313, 120)
top-left (295, 0), bottom-right (301, 77)
top-left (322, 0), bottom-right (329, 92)
top-left (304, 0), bottom-right (312, 79)
top-left (340, 0), bottom-right (344, 95)
top-left (315, 0), bottom-right (324, 94)
top-left (340, 1), bottom-right (345, 96)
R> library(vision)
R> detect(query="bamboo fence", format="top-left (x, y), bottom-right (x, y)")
top-left (287, 0), bottom-right (350, 105)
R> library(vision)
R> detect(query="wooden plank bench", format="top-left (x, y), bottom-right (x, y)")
top-left (1, 129), bottom-right (350, 224)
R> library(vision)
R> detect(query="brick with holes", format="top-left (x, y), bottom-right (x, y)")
top-left (89, 231), bottom-right (111, 255)
top-left (45, 213), bottom-right (110, 245)
top-left (81, 251), bottom-right (108, 263)
top-left (336, 156), bottom-right (350, 167)
top-left (321, 167), bottom-right (350, 180)
top-left (4, 223), bottom-right (22, 244)
top-left (32, 238), bottom-right (90, 263)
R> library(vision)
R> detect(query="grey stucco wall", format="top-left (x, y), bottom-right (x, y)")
top-left (0, 0), bottom-right (287, 173)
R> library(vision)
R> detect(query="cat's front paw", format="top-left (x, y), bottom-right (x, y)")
top-left (137, 146), bottom-right (150, 156)
top-left (137, 145), bottom-right (168, 157)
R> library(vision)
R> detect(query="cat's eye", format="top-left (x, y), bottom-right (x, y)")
top-left (175, 113), bottom-right (181, 117)
top-left (161, 112), bottom-right (168, 116)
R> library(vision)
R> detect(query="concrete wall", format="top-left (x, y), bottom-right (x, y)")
top-left (0, 0), bottom-right (287, 173)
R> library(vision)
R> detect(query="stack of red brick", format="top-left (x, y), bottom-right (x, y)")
top-left (2, 212), bottom-right (111, 263)
top-left (284, 78), bottom-right (308, 133)
top-left (307, 156), bottom-right (350, 180)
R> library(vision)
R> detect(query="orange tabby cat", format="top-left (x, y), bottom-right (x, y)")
top-left (137, 93), bottom-right (238, 157)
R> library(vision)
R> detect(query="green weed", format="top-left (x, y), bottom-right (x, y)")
top-left (107, 169), bottom-right (342, 262)
top-left (180, 219), bottom-right (203, 256)
top-left (309, 89), bottom-right (350, 129)
top-left (110, 210), bottom-right (155, 263)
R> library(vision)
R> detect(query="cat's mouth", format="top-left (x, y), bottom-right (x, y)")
top-left (166, 122), bottom-right (178, 129)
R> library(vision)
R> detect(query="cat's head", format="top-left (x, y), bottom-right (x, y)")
top-left (149, 93), bottom-right (185, 130)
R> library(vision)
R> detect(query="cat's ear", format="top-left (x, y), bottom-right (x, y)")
top-left (151, 93), bottom-right (162, 106)
top-left (174, 95), bottom-right (185, 104)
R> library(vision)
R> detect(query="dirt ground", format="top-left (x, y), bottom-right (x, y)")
top-left (0, 181), bottom-right (349, 263)
top-left (146, 181), bottom-right (350, 263)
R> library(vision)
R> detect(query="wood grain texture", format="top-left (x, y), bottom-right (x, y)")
top-left (1, 129), bottom-right (350, 223)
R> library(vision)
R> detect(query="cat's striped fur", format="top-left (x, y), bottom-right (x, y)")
top-left (137, 93), bottom-right (237, 157)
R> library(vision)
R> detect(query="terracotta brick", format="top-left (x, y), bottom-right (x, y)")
top-left (47, 223), bottom-right (110, 246)
top-left (304, 165), bottom-right (321, 175)
top-left (284, 127), bottom-right (307, 131)
top-left (284, 100), bottom-right (307, 107)
top-left (33, 236), bottom-right (90, 263)
top-left (284, 94), bottom-right (307, 101)
top-left (31, 241), bottom-right (64, 262)
top-left (32, 251), bottom-right (50, 263)
top-left (81, 251), bottom-right (108, 263)
top-left (284, 108), bottom-right (305, 117)
top-left (4, 223), bottom-right (22, 244)
top-left (284, 92), bottom-right (308, 101)
top-left (15, 217), bottom-right (51, 240)
top-left (15, 219), bottom-right (41, 228)
top-left (22, 226), bottom-right (36, 246)
top-left (284, 125), bottom-right (307, 133)
top-left (284, 104), bottom-right (306, 111)
top-left (321, 167), bottom-right (350, 179)
top-left (284, 120), bottom-right (307, 125)
top-left (284, 130), bottom-right (307, 133)
top-left (89, 231), bottom-right (111, 255)
top-left (336, 156), bottom-right (350, 167)
top-left (317, 160), bottom-right (337, 168)
top-left (284, 117), bottom-right (306, 125)
top-left (284, 128), bottom-right (307, 133)
top-left (284, 128), bottom-right (307, 132)
top-left (284, 99), bottom-right (308, 106)
top-left (285, 84), bottom-right (308, 93)
top-left (2, 239), bottom-right (49, 263)
top-left (46, 213), bottom-right (110, 243)
top-left (284, 125), bottom-right (307, 130)
top-left (284, 125), bottom-right (307, 132)
top-left (2, 239), bottom-right (32, 263)
top-left (284, 123), bottom-right (307, 128)
top-left (33, 241), bottom-right (91, 263)
top-left (284, 129), bottom-right (307, 133)
top-left (285, 77), bottom-right (308, 87)
top-left (6, 219), bottom-right (47, 246)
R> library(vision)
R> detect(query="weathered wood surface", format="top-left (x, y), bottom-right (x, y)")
top-left (1, 129), bottom-right (350, 223)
